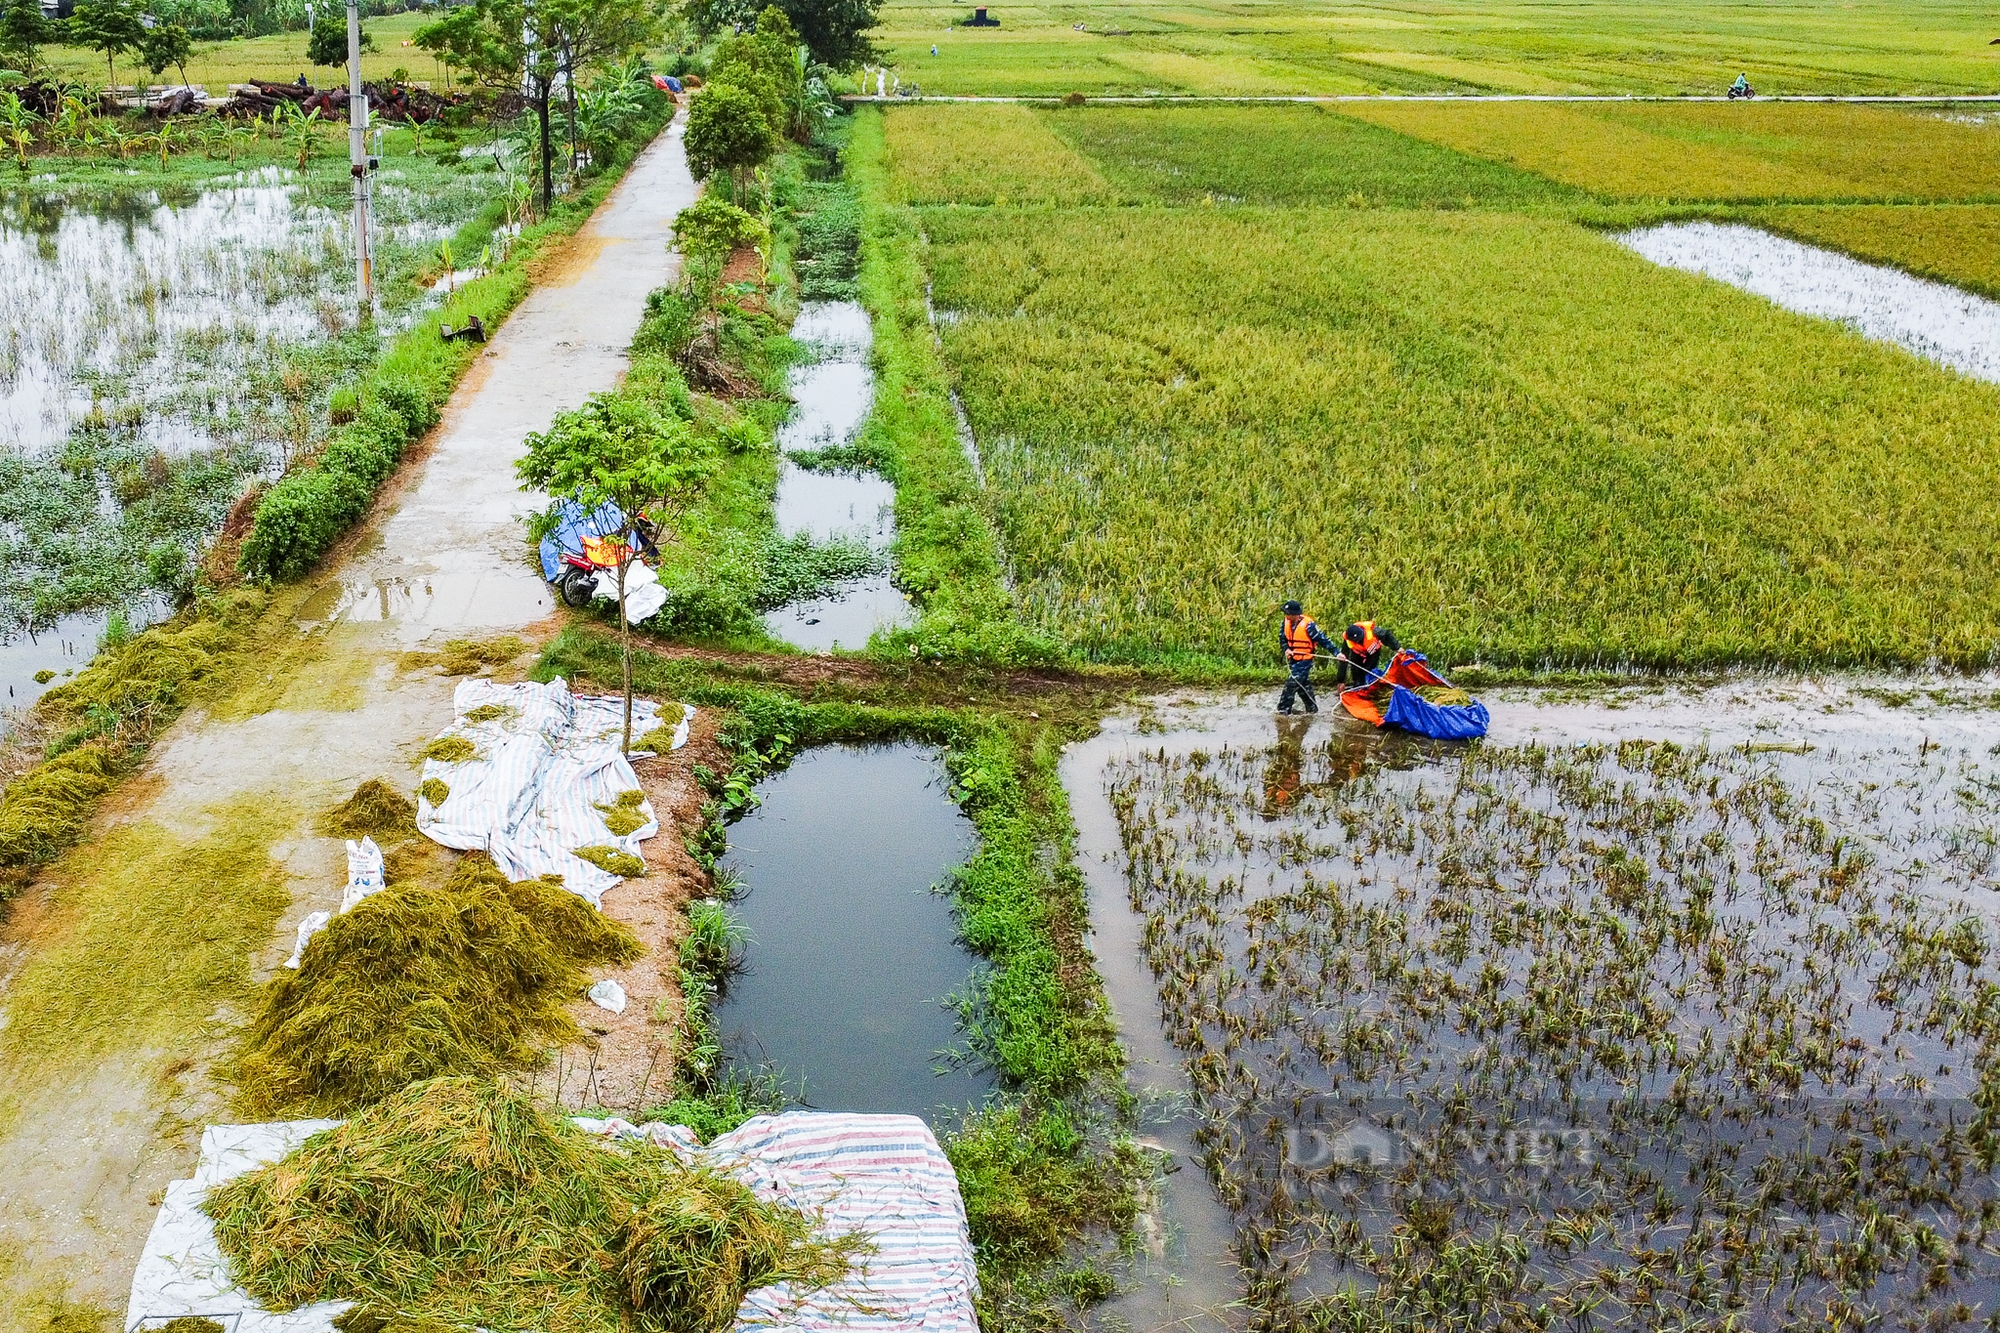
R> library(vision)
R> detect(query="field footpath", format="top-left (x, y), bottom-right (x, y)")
top-left (0, 118), bottom-right (698, 1324)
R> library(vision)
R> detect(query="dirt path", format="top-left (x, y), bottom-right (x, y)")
top-left (0, 118), bottom-right (698, 1324)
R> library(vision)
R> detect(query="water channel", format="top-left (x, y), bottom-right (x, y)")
top-left (1063, 676), bottom-right (2000, 1329)
top-left (761, 300), bottom-right (914, 651)
top-left (716, 742), bottom-right (993, 1123)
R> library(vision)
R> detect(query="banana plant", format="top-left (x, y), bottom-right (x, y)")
top-left (153, 117), bottom-right (183, 170)
top-left (788, 45), bottom-right (836, 141)
top-left (271, 100), bottom-right (325, 170)
top-left (0, 91), bottom-right (38, 171)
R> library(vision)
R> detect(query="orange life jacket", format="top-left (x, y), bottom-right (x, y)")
top-left (1345, 621), bottom-right (1382, 657)
top-left (1282, 615), bottom-right (1317, 662)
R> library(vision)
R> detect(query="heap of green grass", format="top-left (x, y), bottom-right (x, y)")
top-left (206, 1077), bottom-right (857, 1333)
top-left (231, 858), bottom-right (640, 1116)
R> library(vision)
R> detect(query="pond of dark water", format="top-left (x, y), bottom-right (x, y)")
top-left (717, 742), bottom-right (993, 1124)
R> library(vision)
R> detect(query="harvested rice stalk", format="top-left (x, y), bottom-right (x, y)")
top-left (206, 1078), bottom-right (858, 1333)
top-left (575, 845), bottom-right (645, 878)
top-left (632, 715), bottom-right (684, 755)
top-left (230, 860), bottom-right (640, 1116)
top-left (463, 704), bottom-right (518, 724)
top-left (1413, 684), bottom-right (1473, 707)
top-left (419, 778), bottom-right (449, 806)
top-left (156, 1320), bottom-right (226, 1333)
top-left (596, 791), bottom-right (648, 837)
top-left (320, 779), bottom-right (418, 839)
top-left (423, 737), bottom-right (481, 764)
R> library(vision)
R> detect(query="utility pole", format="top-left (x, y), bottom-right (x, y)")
top-left (346, 0), bottom-right (373, 307)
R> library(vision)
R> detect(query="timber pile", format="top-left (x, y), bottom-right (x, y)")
top-left (222, 79), bottom-right (464, 122)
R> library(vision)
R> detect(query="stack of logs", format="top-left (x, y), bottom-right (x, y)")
top-left (218, 79), bottom-right (466, 122)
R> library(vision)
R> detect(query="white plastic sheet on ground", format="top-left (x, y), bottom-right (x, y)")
top-left (415, 677), bottom-right (693, 906)
top-left (1617, 221), bottom-right (2000, 385)
top-left (575, 1111), bottom-right (980, 1333)
top-left (126, 1122), bottom-right (346, 1333)
top-left (128, 1112), bottom-right (976, 1333)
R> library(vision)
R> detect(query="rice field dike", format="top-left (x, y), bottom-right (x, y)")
top-left (865, 99), bottom-right (2000, 671)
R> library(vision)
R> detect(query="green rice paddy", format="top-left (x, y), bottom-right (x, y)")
top-left (862, 96), bottom-right (2000, 671)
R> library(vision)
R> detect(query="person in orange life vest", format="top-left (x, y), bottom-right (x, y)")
top-left (1277, 600), bottom-right (1338, 714)
top-left (1334, 619), bottom-right (1401, 687)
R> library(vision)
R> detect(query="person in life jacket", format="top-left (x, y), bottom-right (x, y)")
top-left (1276, 600), bottom-right (1338, 715)
top-left (1334, 619), bottom-right (1402, 687)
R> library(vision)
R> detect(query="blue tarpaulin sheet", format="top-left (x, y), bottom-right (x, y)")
top-left (1341, 650), bottom-right (1491, 740)
top-left (1382, 684), bottom-right (1491, 740)
top-left (537, 500), bottom-right (626, 581)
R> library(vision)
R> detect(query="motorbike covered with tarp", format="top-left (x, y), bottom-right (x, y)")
top-left (1339, 649), bottom-right (1489, 740)
top-left (537, 500), bottom-right (667, 621)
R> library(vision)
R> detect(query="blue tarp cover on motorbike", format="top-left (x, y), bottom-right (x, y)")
top-left (537, 500), bottom-right (627, 581)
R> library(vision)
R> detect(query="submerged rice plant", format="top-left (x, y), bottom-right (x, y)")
top-left (1107, 725), bottom-right (2000, 1329)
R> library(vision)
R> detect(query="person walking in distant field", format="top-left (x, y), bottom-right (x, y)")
top-left (1276, 600), bottom-right (1338, 715)
top-left (1333, 619), bottom-right (1401, 687)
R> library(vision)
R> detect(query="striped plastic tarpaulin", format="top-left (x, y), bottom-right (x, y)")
top-left (576, 1112), bottom-right (980, 1333)
top-left (415, 677), bottom-right (692, 906)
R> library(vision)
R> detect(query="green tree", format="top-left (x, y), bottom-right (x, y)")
top-left (67, 0), bottom-right (146, 91)
top-left (416, 0), bottom-right (655, 216)
top-left (690, 0), bottom-right (875, 69)
top-left (0, 0), bottom-right (51, 73)
top-left (516, 393), bottom-right (714, 750)
top-left (684, 80), bottom-right (776, 197)
top-left (777, 0), bottom-right (878, 69)
top-left (139, 21), bottom-right (193, 87)
top-left (305, 14), bottom-right (373, 77)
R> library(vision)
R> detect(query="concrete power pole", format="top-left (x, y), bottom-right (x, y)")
top-left (346, 0), bottom-right (373, 306)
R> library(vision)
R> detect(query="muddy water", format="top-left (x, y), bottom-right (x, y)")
top-left (0, 172), bottom-right (341, 458)
top-left (762, 299), bottom-right (913, 651)
top-left (1618, 221), bottom-right (2000, 384)
top-left (716, 742), bottom-right (992, 1123)
top-left (1064, 678), bottom-right (2000, 1327)
top-left (0, 604), bottom-right (164, 715)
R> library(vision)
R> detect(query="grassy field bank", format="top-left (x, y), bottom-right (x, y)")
top-left (867, 0), bottom-right (2000, 96)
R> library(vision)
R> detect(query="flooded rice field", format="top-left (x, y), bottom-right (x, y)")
top-left (0, 160), bottom-right (500, 677)
top-left (762, 299), bottom-right (913, 651)
top-left (716, 742), bottom-right (993, 1122)
top-left (1067, 678), bottom-right (2000, 1331)
top-left (1618, 222), bottom-right (2000, 385)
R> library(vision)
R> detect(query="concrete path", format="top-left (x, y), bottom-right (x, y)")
top-left (0, 114), bottom-right (696, 1320)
